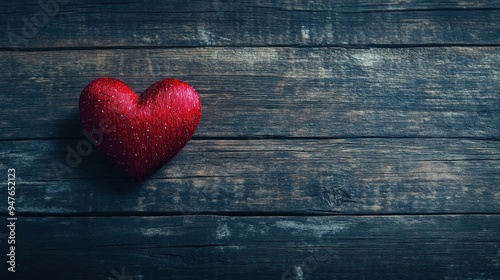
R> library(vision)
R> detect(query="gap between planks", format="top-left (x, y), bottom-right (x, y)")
top-left (1, 43), bottom-right (500, 53)
top-left (1, 135), bottom-right (499, 142)
top-left (2, 212), bottom-right (498, 218)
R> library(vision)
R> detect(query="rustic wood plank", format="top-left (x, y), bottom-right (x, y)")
top-left (2, 0), bottom-right (500, 49)
top-left (6, 215), bottom-right (499, 279)
top-left (1, 138), bottom-right (498, 214)
top-left (1, 47), bottom-right (499, 139)
top-left (1, 1), bottom-right (498, 279)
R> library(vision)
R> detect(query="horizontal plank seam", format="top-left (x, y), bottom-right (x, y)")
top-left (341, 7), bottom-right (500, 14)
top-left (1, 212), bottom-right (499, 218)
top-left (0, 44), bottom-right (499, 53)
top-left (1, 136), bottom-right (499, 142)
top-left (93, 243), bottom-right (232, 249)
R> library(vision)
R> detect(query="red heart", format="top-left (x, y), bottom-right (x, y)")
top-left (79, 78), bottom-right (202, 182)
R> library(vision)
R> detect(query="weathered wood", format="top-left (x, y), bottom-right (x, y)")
top-left (1, 47), bottom-right (499, 139)
top-left (2, 0), bottom-right (500, 49)
top-left (1, 1), bottom-right (499, 279)
top-left (1, 138), bottom-right (498, 214)
top-left (7, 215), bottom-right (500, 279)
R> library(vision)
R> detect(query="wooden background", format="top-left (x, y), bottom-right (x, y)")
top-left (1, 0), bottom-right (499, 279)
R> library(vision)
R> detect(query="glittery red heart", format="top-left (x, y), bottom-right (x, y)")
top-left (79, 78), bottom-right (202, 182)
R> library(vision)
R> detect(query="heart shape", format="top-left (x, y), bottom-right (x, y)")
top-left (79, 78), bottom-right (202, 182)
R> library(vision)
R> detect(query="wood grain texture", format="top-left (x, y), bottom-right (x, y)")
top-left (1, 47), bottom-right (499, 139)
top-left (1, 138), bottom-right (498, 214)
top-left (0, 0), bottom-right (499, 279)
top-left (2, 0), bottom-right (500, 49)
top-left (6, 215), bottom-right (499, 280)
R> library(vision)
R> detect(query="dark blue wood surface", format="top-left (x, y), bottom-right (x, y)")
top-left (0, 1), bottom-right (499, 279)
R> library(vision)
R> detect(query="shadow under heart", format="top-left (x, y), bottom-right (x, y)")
top-left (54, 109), bottom-right (140, 195)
